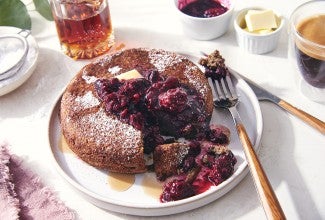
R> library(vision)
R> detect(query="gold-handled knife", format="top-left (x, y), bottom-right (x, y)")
top-left (235, 71), bottom-right (325, 135)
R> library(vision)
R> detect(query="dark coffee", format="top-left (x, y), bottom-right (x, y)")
top-left (295, 15), bottom-right (325, 88)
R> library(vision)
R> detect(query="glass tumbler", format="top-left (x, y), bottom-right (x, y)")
top-left (50, 0), bottom-right (114, 59)
top-left (288, 0), bottom-right (325, 103)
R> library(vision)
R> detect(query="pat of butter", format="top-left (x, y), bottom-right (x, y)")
top-left (245, 9), bottom-right (278, 32)
top-left (244, 27), bottom-right (273, 34)
top-left (115, 69), bottom-right (143, 80)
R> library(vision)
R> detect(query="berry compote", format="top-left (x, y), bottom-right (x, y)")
top-left (95, 67), bottom-right (237, 203)
top-left (180, 0), bottom-right (228, 18)
top-left (95, 69), bottom-right (210, 153)
top-left (158, 48), bottom-right (238, 202)
top-left (160, 138), bottom-right (237, 202)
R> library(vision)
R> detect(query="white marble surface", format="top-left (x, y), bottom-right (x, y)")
top-left (0, 0), bottom-right (324, 219)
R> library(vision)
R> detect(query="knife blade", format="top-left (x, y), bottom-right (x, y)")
top-left (233, 71), bottom-right (281, 103)
top-left (234, 71), bottom-right (325, 134)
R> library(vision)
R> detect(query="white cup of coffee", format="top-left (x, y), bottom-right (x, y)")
top-left (288, 0), bottom-right (325, 103)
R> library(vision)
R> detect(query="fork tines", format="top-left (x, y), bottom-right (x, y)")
top-left (208, 74), bottom-right (238, 102)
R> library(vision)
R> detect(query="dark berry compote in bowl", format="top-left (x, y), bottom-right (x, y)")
top-left (174, 0), bottom-right (234, 40)
top-left (179, 0), bottom-right (229, 18)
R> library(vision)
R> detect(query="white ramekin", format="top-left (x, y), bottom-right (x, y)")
top-left (174, 0), bottom-right (234, 40)
top-left (234, 7), bottom-right (284, 54)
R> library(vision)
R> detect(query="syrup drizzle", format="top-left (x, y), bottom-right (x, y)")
top-left (141, 172), bottom-right (163, 199)
top-left (59, 135), bottom-right (163, 197)
top-left (106, 172), bottom-right (163, 198)
top-left (107, 172), bottom-right (135, 191)
top-left (59, 135), bottom-right (74, 154)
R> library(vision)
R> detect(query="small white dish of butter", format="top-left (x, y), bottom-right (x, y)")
top-left (234, 7), bottom-right (284, 54)
top-left (244, 9), bottom-right (278, 33)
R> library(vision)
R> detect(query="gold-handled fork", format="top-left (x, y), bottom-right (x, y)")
top-left (208, 74), bottom-right (286, 220)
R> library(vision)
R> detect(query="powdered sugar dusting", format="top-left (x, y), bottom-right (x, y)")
top-left (183, 65), bottom-right (209, 97)
top-left (75, 91), bottom-right (100, 109)
top-left (175, 145), bottom-right (189, 166)
top-left (97, 54), bottom-right (113, 67)
top-left (82, 74), bottom-right (98, 84)
top-left (108, 66), bottom-right (121, 75)
top-left (80, 109), bottom-right (142, 157)
top-left (149, 50), bottom-right (184, 72)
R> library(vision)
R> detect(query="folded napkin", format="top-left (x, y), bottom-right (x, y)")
top-left (0, 143), bottom-right (75, 220)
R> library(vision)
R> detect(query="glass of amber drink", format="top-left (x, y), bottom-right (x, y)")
top-left (50, 0), bottom-right (114, 59)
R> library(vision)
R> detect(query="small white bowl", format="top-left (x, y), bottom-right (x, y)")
top-left (234, 7), bottom-right (284, 54)
top-left (174, 0), bottom-right (234, 40)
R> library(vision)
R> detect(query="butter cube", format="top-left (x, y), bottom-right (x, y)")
top-left (244, 27), bottom-right (274, 34)
top-left (115, 69), bottom-right (143, 80)
top-left (245, 10), bottom-right (278, 32)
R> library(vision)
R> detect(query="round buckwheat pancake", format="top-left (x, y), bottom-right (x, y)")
top-left (60, 48), bottom-right (213, 173)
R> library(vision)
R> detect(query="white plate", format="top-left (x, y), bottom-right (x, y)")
top-left (0, 26), bottom-right (39, 96)
top-left (47, 57), bottom-right (263, 216)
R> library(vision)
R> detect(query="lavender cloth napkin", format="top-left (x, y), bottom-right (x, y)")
top-left (0, 143), bottom-right (75, 220)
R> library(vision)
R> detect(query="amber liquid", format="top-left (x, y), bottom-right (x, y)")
top-left (295, 15), bottom-right (325, 88)
top-left (53, 1), bottom-right (114, 59)
top-left (107, 172), bottom-right (135, 191)
top-left (106, 172), bottom-right (162, 199)
top-left (141, 172), bottom-right (163, 199)
top-left (59, 135), bottom-right (74, 154)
